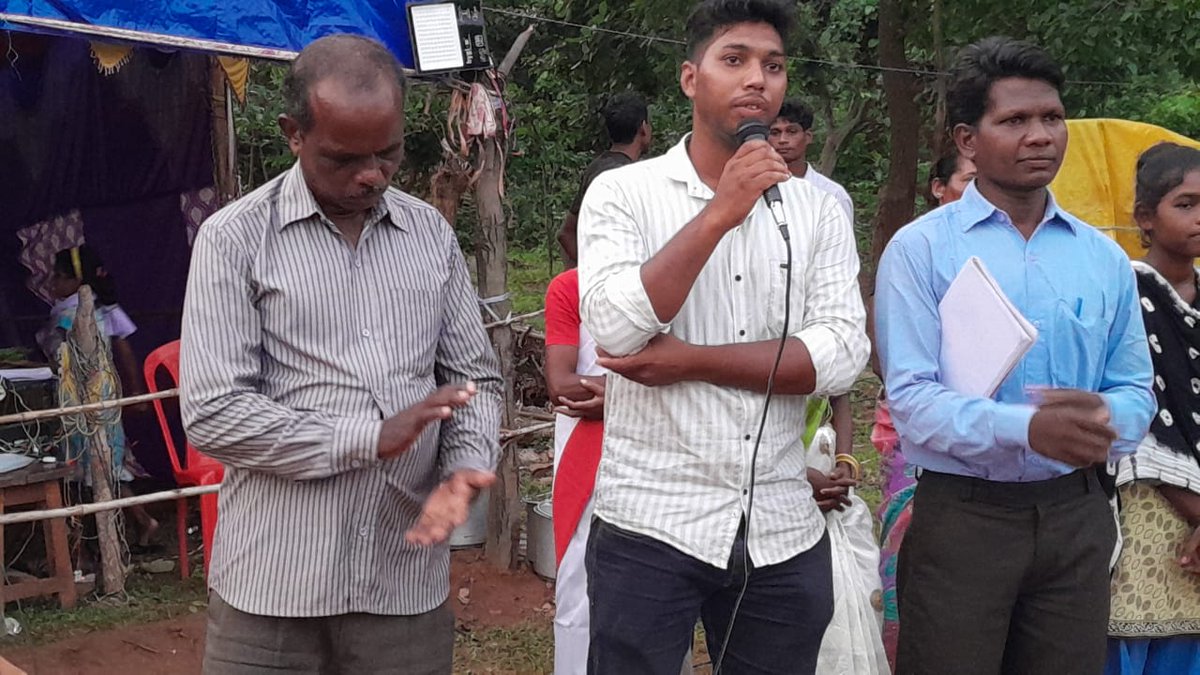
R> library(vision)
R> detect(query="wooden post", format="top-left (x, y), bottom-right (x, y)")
top-left (66, 287), bottom-right (125, 596)
top-left (477, 137), bottom-right (521, 570)
top-left (210, 59), bottom-right (238, 205)
top-left (478, 25), bottom-right (535, 570)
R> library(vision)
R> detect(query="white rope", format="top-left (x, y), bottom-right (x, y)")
top-left (0, 389), bottom-right (178, 427)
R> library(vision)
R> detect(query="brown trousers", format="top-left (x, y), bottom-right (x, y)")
top-left (897, 468), bottom-right (1116, 675)
top-left (202, 592), bottom-right (454, 675)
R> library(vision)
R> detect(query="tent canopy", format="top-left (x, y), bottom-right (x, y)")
top-left (1052, 118), bottom-right (1200, 257)
top-left (0, 0), bottom-right (417, 64)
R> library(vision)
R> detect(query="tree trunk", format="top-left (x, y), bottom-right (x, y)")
top-left (476, 138), bottom-right (520, 570)
top-left (869, 0), bottom-right (922, 275)
top-left (210, 61), bottom-right (238, 205)
top-left (817, 94), bottom-right (869, 177)
top-left (429, 159), bottom-right (473, 226)
top-left (69, 287), bottom-right (126, 596)
top-left (930, 0), bottom-right (949, 160)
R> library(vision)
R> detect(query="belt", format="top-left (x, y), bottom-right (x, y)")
top-left (918, 467), bottom-right (1100, 507)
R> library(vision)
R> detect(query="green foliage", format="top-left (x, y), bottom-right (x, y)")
top-left (231, 1), bottom-right (1197, 262)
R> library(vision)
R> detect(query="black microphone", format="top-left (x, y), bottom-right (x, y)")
top-left (734, 120), bottom-right (789, 240)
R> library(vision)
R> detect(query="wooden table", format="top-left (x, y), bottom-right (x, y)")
top-left (0, 463), bottom-right (76, 609)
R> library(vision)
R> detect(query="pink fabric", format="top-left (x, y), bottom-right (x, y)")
top-left (17, 210), bottom-right (86, 304)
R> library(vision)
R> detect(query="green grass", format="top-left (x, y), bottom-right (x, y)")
top-left (453, 621), bottom-right (554, 674)
top-left (507, 248), bottom-right (563, 331)
top-left (4, 570), bottom-right (208, 647)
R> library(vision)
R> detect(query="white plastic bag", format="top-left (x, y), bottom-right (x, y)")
top-left (808, 426), bottom-right (889, 675)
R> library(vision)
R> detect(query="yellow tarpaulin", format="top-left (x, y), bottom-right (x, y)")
top-left (1051, 119), bottom-right (1200, 257)
top-left (217, 55), bottom-right (249, 105)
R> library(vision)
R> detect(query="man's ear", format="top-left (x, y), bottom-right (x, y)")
top-left (279, 114), bottom-right (303, 156)
top-left (953, 123), bottom-right (976, 162)
top-left (680, 61), bottom-right (697, 101)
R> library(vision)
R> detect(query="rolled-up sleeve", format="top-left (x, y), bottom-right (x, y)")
top-left (433, 226), bottom-right (503, 480)
top-left (180, 225), bottom-right (381, 481)
top-left (798, 197), bottom-right (869, 396)
top-left (577, 175), bottom-right (669, 356)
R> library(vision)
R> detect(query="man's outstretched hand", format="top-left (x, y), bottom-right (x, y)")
top-left (406, 469), bottom-right (496, 547)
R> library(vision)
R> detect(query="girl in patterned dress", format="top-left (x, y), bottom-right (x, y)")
top-left (1107, 142), bottom-right (1200, 674)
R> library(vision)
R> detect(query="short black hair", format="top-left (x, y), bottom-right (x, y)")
top-left (1135, 142), bottom-right (1200, 221)
top-left (775, 98), bottom-right (813, 130)
top-left (930, 152), bottom-right (963, 185)
top-left (684, 0), bottom-right (792, 61)
top-left (284, 34), bottom-right (407, 131)
top-left (946, 36), bottom-right (1064, 128)
top-left (53, 244), bottom-right (118, 305)
top-left (603, 92), bottom-right (649, 144)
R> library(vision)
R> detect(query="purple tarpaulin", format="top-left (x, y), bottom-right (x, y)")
top-left (0, 33), bottom-right (215, 479)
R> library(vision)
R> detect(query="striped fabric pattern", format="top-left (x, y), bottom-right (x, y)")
top-left (577, 136), bottom-right (869, 569)
top-left (180, 164), bottom-right (501, 617)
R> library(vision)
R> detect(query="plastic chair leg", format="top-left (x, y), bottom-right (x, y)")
top-left (176, 497), bottom-right (189, 580)
top-left (199, 491), bottom-right (218, 575)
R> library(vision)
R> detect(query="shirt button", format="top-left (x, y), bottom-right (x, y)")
top-left (354, 259), bottom-right (363, 269)
top-left (743, 489), bottom-right (749, 495)
top-left (351, 460), bottom-right (361, 469)
top-left (744, 434), bottom-right (751, 441)
top-left (734, 275), bottom-right (742, 282)
top-left (359, 527), bottom-right (369, 537)
top-left (360, 328), bottom-right (371, 338)
top-left (739, 329), bottom-right (746, 337)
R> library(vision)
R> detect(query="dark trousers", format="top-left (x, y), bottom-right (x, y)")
top-left (897, 469), bottom-right (1117, 675)
top-left (586, 518), bottom-right (833, 675)
top-left (202, 592), bottom-right (454, 675)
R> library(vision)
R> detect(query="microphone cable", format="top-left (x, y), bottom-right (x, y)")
top-left (711, 213), bottom-right (793, 675)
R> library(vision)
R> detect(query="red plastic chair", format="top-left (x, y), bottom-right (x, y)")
top-left (143, 340), bottom-right (223, 579)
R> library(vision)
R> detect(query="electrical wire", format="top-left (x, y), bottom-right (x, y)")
top-left (481, 5), bottom-right (1151, 88)
top-left (711, 218), bottom-right (793, 675)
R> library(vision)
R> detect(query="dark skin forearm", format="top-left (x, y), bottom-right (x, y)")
top-left (1160, 485), bottom-right (1200, 527)
top-left (112, 338), bottom-right (145, 396)
top-left (831, 394), bottom-right (854, 457)
top-left (687, 338), bottom-right (817, 395)
top-left (544, 345), bottom-right (601, 402)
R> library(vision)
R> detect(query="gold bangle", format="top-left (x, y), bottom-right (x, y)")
top-left (834, 453), bottom-right (861, 481)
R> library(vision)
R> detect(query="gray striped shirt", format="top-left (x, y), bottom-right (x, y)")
top-left (578, 136), bottom-right (869, 569)
top-left (180, 164), bottom-right (501, 617)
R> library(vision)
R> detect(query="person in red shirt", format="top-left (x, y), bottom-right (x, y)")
top-left (544, 268), bottom-right (607, 675)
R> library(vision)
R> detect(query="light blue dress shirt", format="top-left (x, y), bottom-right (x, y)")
top-left (875, 182), bottom-right (1154, 482)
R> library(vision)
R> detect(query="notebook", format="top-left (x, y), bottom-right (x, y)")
top-left (938, 256), bottom-right (1039, 398)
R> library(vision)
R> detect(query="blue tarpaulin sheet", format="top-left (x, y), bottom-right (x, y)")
top-left (0, 0), bottom-right (416, 65)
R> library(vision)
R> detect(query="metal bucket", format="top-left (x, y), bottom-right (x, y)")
top-left (449, 489), bottom-right (490, 549)
top-left (526, 498), bottom-right (556, 580)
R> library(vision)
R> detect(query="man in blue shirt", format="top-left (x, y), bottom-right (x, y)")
top-left (875, 37), bottom-right (1154, 674)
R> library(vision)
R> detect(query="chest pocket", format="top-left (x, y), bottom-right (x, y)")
top-left (383, 286), bottom-right (443, 377)
top-left (766, 258), bottom-right (803, 336)
top-left (1047, 298), bottom-right (1108, 388)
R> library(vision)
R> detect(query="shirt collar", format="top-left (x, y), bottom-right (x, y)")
top-left (958, 180), bottom-right (1076, 235)
top-left (275, 163), bottom-right (407, 233)
top-left (663, 134), bottom-right (716, 201)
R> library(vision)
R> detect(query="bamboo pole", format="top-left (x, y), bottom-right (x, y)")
top-left (0, 390), bottom-right (177, 427)
top-left (0, 484), bottom-right (220, 526)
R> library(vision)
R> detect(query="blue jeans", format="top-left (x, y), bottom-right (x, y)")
top-left (586, 518), bottom-right (833, 675)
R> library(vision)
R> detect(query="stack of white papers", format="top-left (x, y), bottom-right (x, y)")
top-left (938, 257), bottom-right (1039, 398)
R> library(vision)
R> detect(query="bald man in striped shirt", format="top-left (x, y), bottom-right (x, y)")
top-left (180, 35), bottom-right (501, 674)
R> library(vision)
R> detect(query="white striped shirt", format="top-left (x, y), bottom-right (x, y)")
top-left (180, 164), bottom-right (501, 617)
top-left (577, 136), bottom-right (868, 568)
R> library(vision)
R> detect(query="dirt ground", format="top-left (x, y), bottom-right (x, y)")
top-left (3, 549), bottom-right (555, 675)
